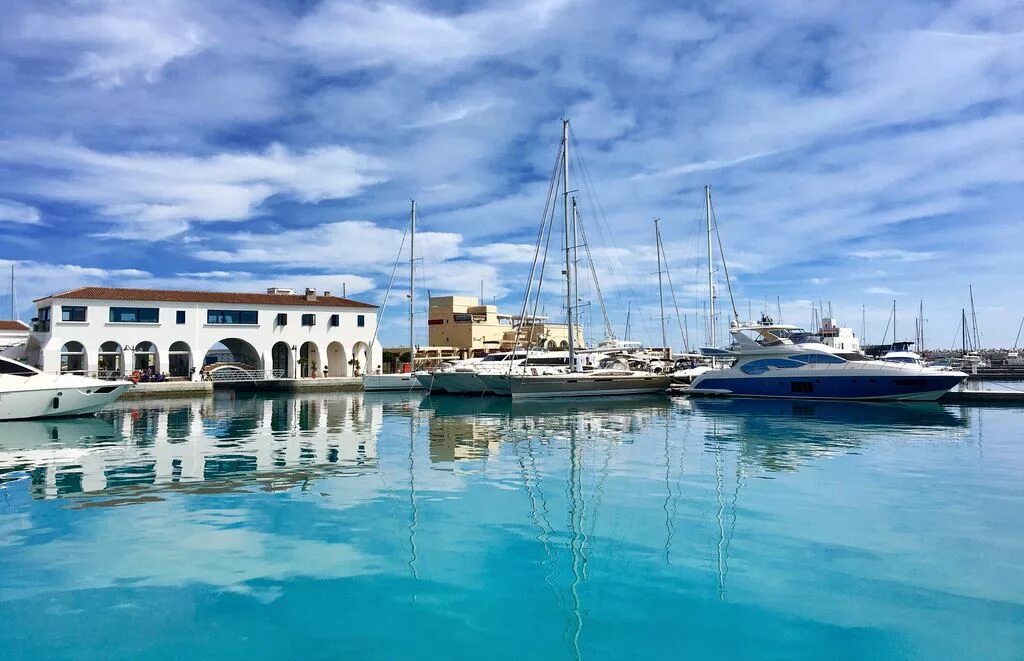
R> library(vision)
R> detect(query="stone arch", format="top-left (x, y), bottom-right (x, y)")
top-left (326, 341), bottom-right (347, 377)
top-left (134, 341), bottom-right (159, 372)
top-left (60, 341), bottom-right (87, 374)
top-left (299, 341), bottom-right (321, 378)
top-left (204, 338), bottom-right (262, 370)
top-left (271, 341), bottom-right (292, 378)
top-left (351, 341), bottom-right (370, 376)
top-left (98, 341), bottom-right (124, 378)
top-left (168, 341), bottom-right (193, 378)
top-left (559, 340), bottom-right (569, 349)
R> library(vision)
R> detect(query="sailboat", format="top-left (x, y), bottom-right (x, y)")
top-left (363, 200), bottom-right (425, 391)
top-left (489, 120), bottom-right (670, 399)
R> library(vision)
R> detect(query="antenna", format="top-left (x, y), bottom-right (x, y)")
top-left (9, 264), bottom-right (15, 320)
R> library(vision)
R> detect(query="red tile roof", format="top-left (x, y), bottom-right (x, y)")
top-left (35, 286), bottom-right (377, 309)
top-left (0, 320), bottom-right (29, 331)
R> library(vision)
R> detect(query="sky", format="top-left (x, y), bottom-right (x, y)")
top-left (1, 0), bottom-right (1023, 349)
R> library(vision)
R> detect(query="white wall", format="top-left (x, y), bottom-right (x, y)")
top-left (31, 297), bottom-right (381, 378)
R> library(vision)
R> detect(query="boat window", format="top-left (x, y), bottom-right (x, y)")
top-left (788, 353), bottom-right (846, 365)
top-left (739, 358), bottom-right (804, 375)
top-left (884, 357), bottom-right (917, 364)
top-left (524, 357), bottom-right (570, 366)
top-left (0, 357), bottom-right (39, 376)
top-left (481, 354), bottom-right (508, 362)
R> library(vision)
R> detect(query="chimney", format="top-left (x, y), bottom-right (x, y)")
top-left (305, 288), bottom-right (317, 301)
top-left (323, 290), bottom-right (331, 297)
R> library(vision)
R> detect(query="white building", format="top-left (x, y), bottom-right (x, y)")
top-left (25, 286), bottom-right (381, 379)
top-left (0, 320), bottom-right (30, 353)
top-left (818, 317), bottom-right (861, 353)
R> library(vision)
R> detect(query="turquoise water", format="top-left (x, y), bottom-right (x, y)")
top-left (1, 392), bottom-right (1023, 659)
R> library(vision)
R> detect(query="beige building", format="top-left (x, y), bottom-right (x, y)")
top-left (427, 296), bottom-right (583, 356)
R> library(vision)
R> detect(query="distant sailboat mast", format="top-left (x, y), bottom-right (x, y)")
top-left (562, 120), bottom-right (577, 371)
top-left (655, 218), bottom-right (668, 357)
top-left (409, 200), bottom-right (416, 371)
top-left (706, 186), bottom-right (716, 366)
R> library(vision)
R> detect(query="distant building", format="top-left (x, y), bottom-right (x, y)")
top-left (818, 317), bottom-right (861, 353)
top-left (0, 320), bottom-right (29, 353)
top-left (25, 286), bottom-right (381, 379)
top-left (427, 295), bottom-right (583, 356)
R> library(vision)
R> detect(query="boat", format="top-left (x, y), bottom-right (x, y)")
top-left (0, 356), bottom-right (132, 421)
top-left (488, 120), bottom-right (670, 399)
top-left (687, 322), bottom-right (967, 401)
top-left (363, 200), bottom-right (425, 392)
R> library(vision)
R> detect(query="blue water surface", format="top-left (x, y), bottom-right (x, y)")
top-left (1, 392), bottom-right (1022, 660)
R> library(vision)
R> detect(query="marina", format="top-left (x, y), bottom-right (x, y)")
top-left (2, 391), bottom-right (1022, 659)
top-left (2, 1), bottom-right (1023, 655)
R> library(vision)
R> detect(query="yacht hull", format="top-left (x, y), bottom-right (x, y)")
top-left (688, 373), bottom-right (965, 401)
top-left (0, 382), bottom-right (131, 421)
top-left (430, 372), bottom-right (491, 394)
top-left (362, 374), bottom-right (424, 391)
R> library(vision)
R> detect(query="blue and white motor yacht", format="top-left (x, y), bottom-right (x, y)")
top-left (688, 323), bottom-right (966, 401)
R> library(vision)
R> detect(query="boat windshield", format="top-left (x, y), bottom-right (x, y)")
top-left (0, 357), bottom-right (40, 376)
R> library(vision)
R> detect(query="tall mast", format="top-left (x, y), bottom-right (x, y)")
top-left (919, 300), bottom-right (924, 351)
top-left (706, 186), bottom-right (715, 346)
top-left (655, 217), bottom-right (667, 357)
top-left (861, 304), bottom-right (866, 344)
top-left (892, 300), bottom-right (897, 346)
top-left (962, 309), bottom-right (967, 354)
top-left (9, 265), bottom-right (14, 320)
top-left (572, 197), bottom-right (581, 341)
top-left (409, 199), bottom-right (416, 369)
top-left (624, 301), bottom-right (631, 340)
top-left (969, 284), bottom-right (980, 350)
top-left (562, 120), bottom-right (576, 370)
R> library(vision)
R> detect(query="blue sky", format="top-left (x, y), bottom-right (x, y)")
top-left (1, 0), bottom-right (1022, 348)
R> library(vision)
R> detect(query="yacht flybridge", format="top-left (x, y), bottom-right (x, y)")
top-left (688, 323), bottom-right (966, 401)
top-left (0, 356), bottom-right (131, 421)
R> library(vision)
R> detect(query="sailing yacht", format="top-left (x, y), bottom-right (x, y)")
top-left (489, 120), bottom-right (670, 399)
top-left (363, 200), bottom-right (425, 391)
top-left (0, 356), bottom-right (132, 421)
top-left (688, 322), bottom-right (967, 401)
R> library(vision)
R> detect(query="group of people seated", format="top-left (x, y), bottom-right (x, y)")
top-left (131, 367), bottom-right (168, 383)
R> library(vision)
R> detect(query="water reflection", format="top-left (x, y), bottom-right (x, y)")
top-left (688, 398), bottom-right (969, 473)
top-left (0, 392), bottom-right (387, 503)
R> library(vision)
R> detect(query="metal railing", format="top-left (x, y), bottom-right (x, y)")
top-left (207, 368), bottom-right (285, 382)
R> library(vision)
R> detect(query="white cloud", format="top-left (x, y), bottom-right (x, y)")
top-left (851, 249), bottom-right (937, 262)
top-left (465, 243), bottom-right (538, 264)
top-left (19, 0), bottom-right (206, 88)
top-left (0, 199), bottom-right (42, 224)
top-left (0, 140), bottom-right (385, 239)
top-left (294, 0), bottom-right (572, 69)
top-left (194, 220), bottom-right (461, 270)
top-left (864, 286), bottom-right (904, 296)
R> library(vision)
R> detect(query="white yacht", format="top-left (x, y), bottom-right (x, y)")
top-left (0, 356), bottom-right (132, 421)
top-left (363, 200), bottom-right (425, 392)
top-left (688, 323), bottom-right (967, 401)
top-left (432, 351), bottom-right (576, 394)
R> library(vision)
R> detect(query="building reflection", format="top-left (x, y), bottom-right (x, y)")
top-left (0, 392), bottom-right (386, 502)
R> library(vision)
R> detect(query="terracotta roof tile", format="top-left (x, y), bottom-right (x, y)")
top-left (35, 286), bottom-right (377, 309)
top-left (0, 320), bottom-right (29, 331)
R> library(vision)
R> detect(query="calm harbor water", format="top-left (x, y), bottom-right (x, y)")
top-left (1, 392), bottom-right (1022, 659)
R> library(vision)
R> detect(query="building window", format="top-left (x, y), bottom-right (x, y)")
top-left (330, 314), bottom-right (340, 327)
top-left (207, 309), bottom-right (258, 325)
top-left (276, 313), bottom-right (288, 326)
top-left (301, 313), bottom-right (316, 327)
top-left (109, 307), bottom-right (159, 323)
top-left (61, 305), bottom-right (87, 322)
top-left (35, 306), bottom-right (51, 333)
top-left (357, 314), bottom-right (365, 327)
top-left (176, 310), bottom-right (186, 324)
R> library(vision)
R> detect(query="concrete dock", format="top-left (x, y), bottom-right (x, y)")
top-left (125, 377), bottom-right (365, 398)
